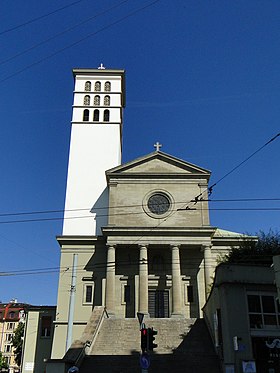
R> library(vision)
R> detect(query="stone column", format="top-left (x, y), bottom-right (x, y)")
top-left (202, 244), bottom-right (212, 297)
top-left (138, 245), bottom-right (149, 315)
top-left (171, 245), bottom-right (183, 317)
top-left (105, 245), bottom-right (116, 316)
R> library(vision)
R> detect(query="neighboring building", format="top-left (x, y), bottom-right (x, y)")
top-left (273, 255), bottom-right (280, 304)
top-left (0, 300), bottom-right (27, 373)
top-left (50, 65), bottom-right (253, 364)
top-left (21, 306), bottom-right (56, 373)
top-left (203, 263), bottom-right (280, 373)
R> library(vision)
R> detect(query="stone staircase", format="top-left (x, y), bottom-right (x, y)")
top-left (79, 317), bottom-right (222, 372)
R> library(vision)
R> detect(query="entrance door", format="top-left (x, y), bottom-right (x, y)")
top-left (148, 290), bottom-right (169, 318)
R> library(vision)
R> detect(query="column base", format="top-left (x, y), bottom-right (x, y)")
top-left (171, 313), bottom-right (184, 318)
top-left (105, 309), bottom-right (115, 318)
top-left (138, 312), bottom-right (150, 319)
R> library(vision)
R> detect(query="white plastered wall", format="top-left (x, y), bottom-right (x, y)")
top-left (63, 71), bottom-right (123, 236)
top-left (63, 123), bottom-right (121, 236)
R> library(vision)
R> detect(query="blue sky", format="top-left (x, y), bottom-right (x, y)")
top-left (0, 0), bottom-right (280, 305)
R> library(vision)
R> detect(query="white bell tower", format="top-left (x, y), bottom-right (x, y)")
top-left (63, 66), bottom-right (125, 235)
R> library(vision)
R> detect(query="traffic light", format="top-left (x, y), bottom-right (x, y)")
top-left (141, 327), bottom-right (148, 351)
top-left (147, 327), bottom-right (158, 351)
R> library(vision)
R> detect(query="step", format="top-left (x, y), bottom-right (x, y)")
top-left (89, 318), bottom-right (196, 355)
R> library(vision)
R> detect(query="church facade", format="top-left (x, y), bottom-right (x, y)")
top-left (51, 67), bottom-right (247, 359)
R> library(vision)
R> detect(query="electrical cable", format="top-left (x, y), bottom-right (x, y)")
top-left (0, 0), bottom-right (160, 84)
top-left (0, 197), bottom-right (280, 218)
top-left (0, 0), bottom-right (87, 36)
top-left (0, 0), bottom-right (130, 66)
top-left (178, 133), bottom-right (280, 211)
top-left (0, 205), bottom-right (280, 225)
top-left (2, 253), bottom-right (276, 277)
top-left (208, 132), bottom-right (280, 194)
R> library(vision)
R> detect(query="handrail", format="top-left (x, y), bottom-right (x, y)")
top-left (63, 306), bottom-right (107, 369)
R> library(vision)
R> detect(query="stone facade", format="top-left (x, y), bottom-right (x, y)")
top-left (51, 150), bottom-right (248, 358)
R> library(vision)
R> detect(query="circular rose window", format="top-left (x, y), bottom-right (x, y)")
top-left (147, 193), bottom-right (171, 215)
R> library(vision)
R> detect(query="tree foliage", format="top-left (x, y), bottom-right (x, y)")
top-left (11, 322), bottom-right (24, 366)
top-left (222, 230), bottom-right (280, 265)
top-left (0, 351), bottom-right (8, 369)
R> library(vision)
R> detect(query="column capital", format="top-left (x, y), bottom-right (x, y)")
top-left (201, 243), bottom-right (212, 251)
top-left (106, 244), bottom-right (116, 249)
top-left (170, 244), bottom-right (181, 250)
top-left (138, 244), bottom-right (149, 249)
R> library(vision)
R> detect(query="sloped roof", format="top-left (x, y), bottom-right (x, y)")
top-left (106, 151), bottom-right (211, 179)
top-left (211, 228), bottom-right (257, 245)
top-left (213, 228), bottom-right (249, 238)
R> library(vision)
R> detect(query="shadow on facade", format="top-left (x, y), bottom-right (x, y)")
top-left (90, 187), bottom-right (109, 234)
top-left (84, 243), bottom-right (107, 308)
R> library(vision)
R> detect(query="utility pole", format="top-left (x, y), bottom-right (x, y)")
top-left (66, 254), bottom-right (78, 352)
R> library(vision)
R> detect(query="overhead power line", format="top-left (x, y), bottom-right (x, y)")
top-left (0, 0), bottom-right (130, 67)
top-left (199, 198), bottom-right (280, 203)
top-left (178, 133), bottom-right (280, 211)
top-left (208, 132), bottom-right (280, 194)
top-left (0, 206), bottom-right (279, 225)
top-left (2, 252), bottom-right (276, 278)
top-left (208, 208), bottom-right (280, 211)
top-left (0, 0), bottom-right (87, 36)
top-left (0, 0), bottom-right (160, 84)
top-left (0, 197), bottom-right (279, 219)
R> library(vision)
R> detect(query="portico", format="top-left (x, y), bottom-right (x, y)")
top-left (100, 150), bottom-right (219, 319)
top-left (103, 226), bottom-right (215, 318)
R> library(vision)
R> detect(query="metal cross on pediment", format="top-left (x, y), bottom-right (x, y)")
top-left (154, 141), bottom-right (162, 152)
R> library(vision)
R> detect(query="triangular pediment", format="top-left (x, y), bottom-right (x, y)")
top-left (106, 151), bottom-right (211, 178)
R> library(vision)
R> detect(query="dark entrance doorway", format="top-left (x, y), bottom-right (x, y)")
top-left (148, 290), bottom-right (169, 318)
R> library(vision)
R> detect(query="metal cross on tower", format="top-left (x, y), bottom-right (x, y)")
top-left (154, 141), bottom-right (162, 152)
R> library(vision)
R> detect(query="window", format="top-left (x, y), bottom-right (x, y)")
top-left (94, 95), bottom-right (100, 106)
top-left (8, 311), bottom-right (15, 319)
top-left (5, 334), bottom-right (12, 342)
top-left (84, 285), bottom-right (93, 304)
top-left (247, 293), bottom-right (280, 329)
top-left (187, 286), bottom-right (194, 303)
top-left (103, 109), bottom-right (110, 122)
top-left (147, 193), bottom-right (171, 215)
top-left (83, 109), bottom-right (89, 121)
top-left (4, 344), bottom-right (11, 353)
top-left (104, 95), bottom-right (110, 106)
top-left (124, 285), bottom-right (130, 303)
top-left (41, 316), bottom-right (52, 337)
top-left (94, 81), bottom-right (101, 92)
top-left (5, 357), bottom-right (10, 365)
top-left (85, 81), bottom-right (91, 91)
top-left (83, 95), bottom-right (90, 106)
top-left (93, 109), bottom-right (99, 121)
top-left (7, 323), bottom-right (14, 330)
top-left (104, 81), bottom-right (111, 92)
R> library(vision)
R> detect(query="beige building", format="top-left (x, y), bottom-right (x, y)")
top-left (21, 306), bottom-right (56, 373)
